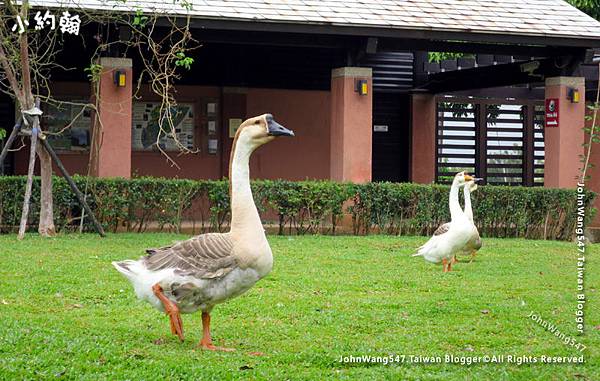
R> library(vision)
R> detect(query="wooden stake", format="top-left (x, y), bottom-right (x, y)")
top-left (17, 120), bottom-right (39, 240)
top-left (38, 137), bottom-right (106, 237)
top-left (0, 117), bottom-right (22, 173)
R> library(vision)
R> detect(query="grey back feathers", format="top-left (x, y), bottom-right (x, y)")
top-left (433, 223), bottom-right (450, 236)
top-left (143, 233), bottom-right (237, 279)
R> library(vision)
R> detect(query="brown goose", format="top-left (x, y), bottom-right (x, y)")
top-left (113, 114), bottom-right (294, 351)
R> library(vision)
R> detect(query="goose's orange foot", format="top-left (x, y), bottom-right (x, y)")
top-left (198, 340), bottom-right (236, 352)
top-left (167, 307), bottom-right (184, 341)
top-left (469, 250), bottom-right (477, 263)
top-left (442, 258), bottom-right (449, 273)
top-left (198, 311), bottom-right (235, 352)
top-left (152, 283), bottom-right (184, 341)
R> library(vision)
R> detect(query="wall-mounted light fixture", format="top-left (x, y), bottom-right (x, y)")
top-left (568, 87), bottom-right (580, 103)
top-left (114, 70), bottom-right (126, 87)
top-left (355, 79), bottom-right (368, 96)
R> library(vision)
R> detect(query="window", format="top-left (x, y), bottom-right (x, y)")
top-left (436, 101), bottom-right (476, 183)
top-left (436, 98), bottom-right (544, 186)
top-left (43, 99), bottom-right (91, 151)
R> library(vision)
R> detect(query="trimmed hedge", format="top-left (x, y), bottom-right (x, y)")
top-left (0, 176), bottom-right (595, 240)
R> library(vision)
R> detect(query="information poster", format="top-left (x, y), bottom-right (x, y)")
top-left (132, 102), bottom-right (195, 151)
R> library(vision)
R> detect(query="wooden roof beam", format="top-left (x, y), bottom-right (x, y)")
top-left (418, 54), bottom-right (586, 93)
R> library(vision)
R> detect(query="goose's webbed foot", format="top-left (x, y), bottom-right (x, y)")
top-left (442, 258), bottom-right (449, 272)
top-left (152, 284), bottom-right (184, 341)
top-left (197, 312), bottom-right (235, 352)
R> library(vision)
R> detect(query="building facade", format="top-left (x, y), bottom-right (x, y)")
top-left (2, 0), bottom-right (600, 224)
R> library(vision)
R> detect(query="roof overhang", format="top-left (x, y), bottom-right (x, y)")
top-left (21, 0), bottom-right (600, 51)
top-left (188, 17), bottom-right (600, 50)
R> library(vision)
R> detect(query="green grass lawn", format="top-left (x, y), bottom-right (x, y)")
top-left (0, 234), bottom-right (598, 380)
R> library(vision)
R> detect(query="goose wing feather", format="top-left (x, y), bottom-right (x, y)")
top-left (469, 228), bottom-right (482, 250)
top-left (433, 222), bottom-right (450, 236)
top-left (143, 233), bottom-right (237, 279)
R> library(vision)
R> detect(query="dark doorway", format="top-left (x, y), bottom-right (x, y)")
top-left (371, 92), bottom-right (410, 182)
top-left (0, 95), bottom-right (15, 175)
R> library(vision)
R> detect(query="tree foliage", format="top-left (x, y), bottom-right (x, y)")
top-left (567, 0), bottom-right (600, 20)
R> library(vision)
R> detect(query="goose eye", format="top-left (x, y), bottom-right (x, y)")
top-left (254, 120), bottom-right (260, 125)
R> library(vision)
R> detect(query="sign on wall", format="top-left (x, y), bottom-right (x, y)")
top-left (229, 118), bottom-right (242, 138)
top-left (545, 98), bottom-right (559, 128)
top-left (132, 102), bottom-right (195, 151)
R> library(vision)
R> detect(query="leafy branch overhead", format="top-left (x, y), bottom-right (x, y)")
top-left (175, 52), bottom-right (194, 70)
top-left (82, 5), bottom-right (199, 164)
top-left (84, 63), bottom-right (103, 83)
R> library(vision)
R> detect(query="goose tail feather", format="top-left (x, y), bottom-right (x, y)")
top-left (112, 260), bottom-right (142, 281)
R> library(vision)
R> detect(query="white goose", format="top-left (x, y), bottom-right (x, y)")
top-left (439, 180), bottom-right (483, 265)
top-left (455, 180), bottom-right (482, 263)
top-left (113, 114), bottom-right (294, 351)
top-left (412, 172), bottom-right (475, 272)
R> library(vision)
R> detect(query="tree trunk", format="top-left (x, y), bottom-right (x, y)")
top-left (36, 143), bottom-right (56, 236)
top-left (17, 124), bottom-right (38, 240)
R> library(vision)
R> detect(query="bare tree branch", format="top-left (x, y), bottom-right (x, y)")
top-left (2, 0), bottom-right (199, 238)
top-left (18, 0), bottom-right (33, 109)
top-left (0, 31), bottom-right (23, 102)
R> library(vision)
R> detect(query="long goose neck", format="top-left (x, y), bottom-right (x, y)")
top-left (449, 179), bottom-right (463, 221)
top-left (464, 186), bottom-right (474, 222)
top-left (229, 134), bottom-right (262, 234)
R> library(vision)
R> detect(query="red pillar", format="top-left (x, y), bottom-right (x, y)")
top-left (93, 57), bottom-right (132, 178)
top-left (330, 67), bottom-right (372, 183)
top-left (544, 77), bottom-right (585, 188)
top-left (410, 93), bottom-right (436, 183)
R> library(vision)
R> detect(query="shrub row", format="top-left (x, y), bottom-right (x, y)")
top-left (0, 176), bottom-right (595, 240)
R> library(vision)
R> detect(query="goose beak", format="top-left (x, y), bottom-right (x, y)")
top-left (473, 178), bottom-right (483, 182)
top-left (266, 115), bottom-right (294, 137)
top-left (464, 174), bottom-right (474, 181)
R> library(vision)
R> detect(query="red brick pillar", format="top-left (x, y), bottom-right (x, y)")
top-left (92, 57), bottom-right (132, 178)
top-left (330, 67), bottom-right (372, 183)
top-left (544, 77), bottom-right (585, 188)
top-left (410, 93), bottom-right (436, 183)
